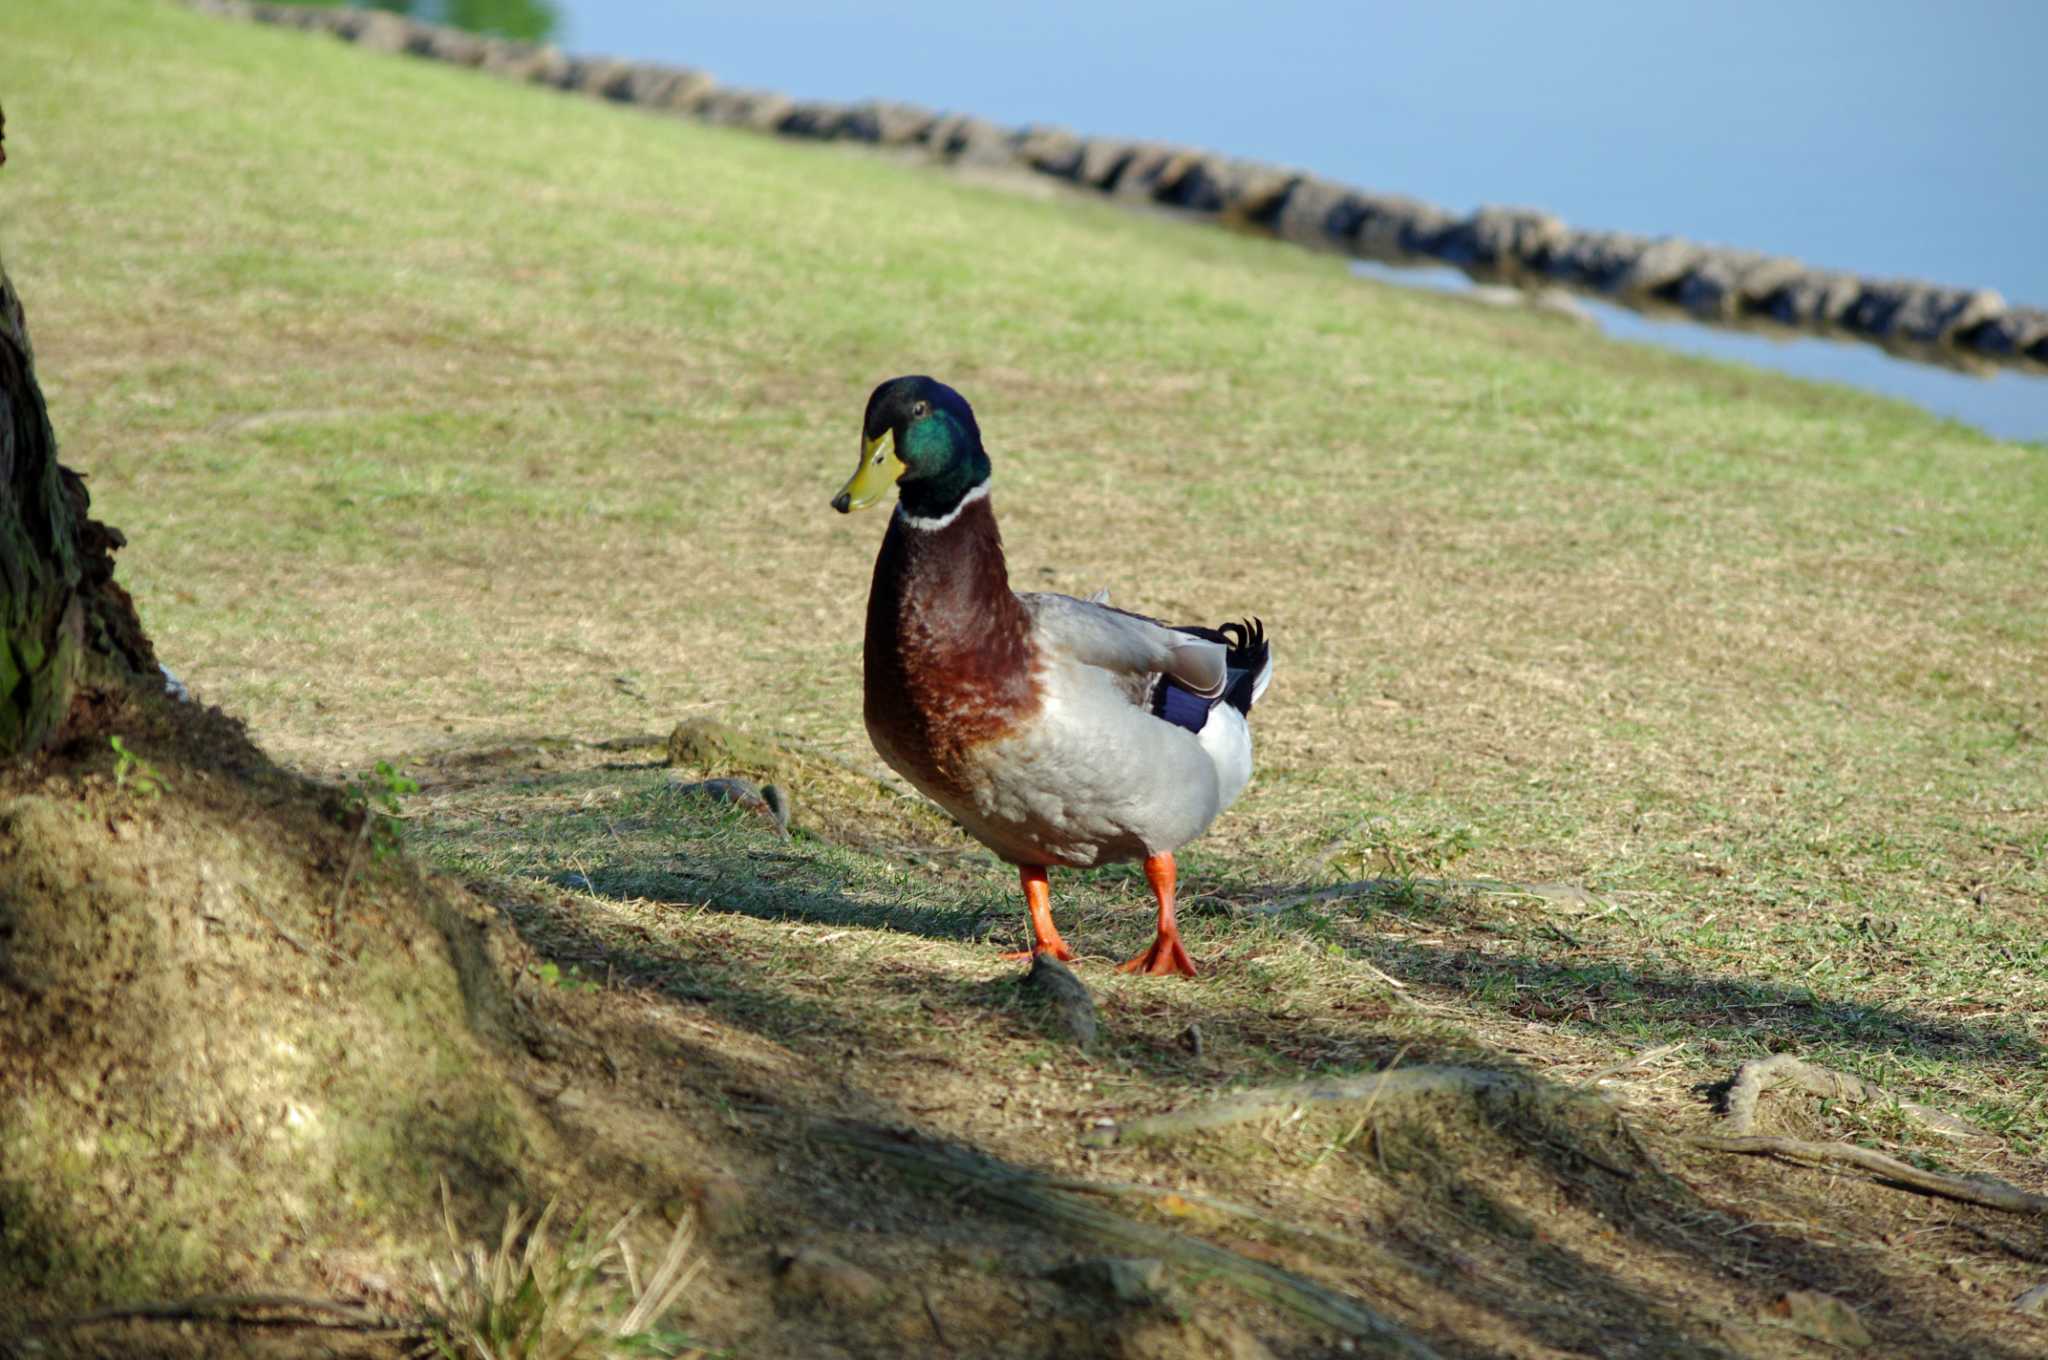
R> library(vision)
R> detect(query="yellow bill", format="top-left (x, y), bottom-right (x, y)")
top-left (831, 431), bottom-right (904, 513)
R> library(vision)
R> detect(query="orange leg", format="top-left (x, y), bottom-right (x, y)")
top-left (1117, 851), bottom-right (1198, 978)
top-left (1000, 864), bottom-right (1075, 963)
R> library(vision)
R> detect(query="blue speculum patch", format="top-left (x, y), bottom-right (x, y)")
top-left (1153, 681), bottom-right (1211, 734)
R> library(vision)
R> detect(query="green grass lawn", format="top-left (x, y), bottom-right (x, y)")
top-left (7, 2), bottom-right (2048, 1352)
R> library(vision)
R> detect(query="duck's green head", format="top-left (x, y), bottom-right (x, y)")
top-left (833, 375), bottom-right (991, 520)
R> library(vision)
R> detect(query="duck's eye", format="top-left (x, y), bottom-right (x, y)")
top-left (910, 400), bottom-right (931, 419)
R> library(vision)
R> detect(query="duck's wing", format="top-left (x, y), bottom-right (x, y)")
top-left (1165, 618), bottom-right (1273, 716)
top-left (1017, 592), bottom-right (1227, 702)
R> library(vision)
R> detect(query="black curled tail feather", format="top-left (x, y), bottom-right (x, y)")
top-left (1217, 618), bottom-right (1269, 716)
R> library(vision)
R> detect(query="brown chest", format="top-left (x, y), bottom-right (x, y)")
top-left (860, 500), bottom-right (1042, 796)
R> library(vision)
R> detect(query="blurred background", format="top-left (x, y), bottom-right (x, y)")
top-left (324, 0), bottom-right (2047, 441)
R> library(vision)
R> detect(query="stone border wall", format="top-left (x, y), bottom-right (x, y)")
top-left (193, 0), bottom-right (2048, 374)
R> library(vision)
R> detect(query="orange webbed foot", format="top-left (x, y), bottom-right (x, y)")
top-left (1116, 930), bottom-right (1198, 978)
top-left (1116, 851), bottom-right (1198, 977)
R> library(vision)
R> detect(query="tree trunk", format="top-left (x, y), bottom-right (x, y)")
top-left (0, 104), bottom-right (156, 759)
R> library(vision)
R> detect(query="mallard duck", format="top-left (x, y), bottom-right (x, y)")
top-left (830, 376), bottom-right (1272, 978)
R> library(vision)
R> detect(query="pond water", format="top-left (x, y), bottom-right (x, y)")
top-left (337, 1), bottom-right (2048, 442)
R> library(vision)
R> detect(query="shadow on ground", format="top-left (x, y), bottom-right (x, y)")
top-left (472, 756), bottom-right (2042, 1079)
top-left (498, 872), bottom-right (2048, 1360)
top-left (401, 738), bottom-right (2048, 1358)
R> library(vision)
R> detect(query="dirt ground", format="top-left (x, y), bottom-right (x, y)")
top-left (10, 690), bottom-right (2042, 1358)
top-left (411, 729), bottom-right (2048, 1360)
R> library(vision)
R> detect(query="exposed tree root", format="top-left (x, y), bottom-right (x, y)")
top-left (1690, 1135), bottom-right (2048, 1215)
top-left (1717, 1054), bottom-right (1989, 1141)
top-left (1080, 1065), bottom-right (1528, 1148)
top-left (1692, 1055), bottom-right (2045, 1216)
top-left (814, 1121), bottom-right (1442, 1359)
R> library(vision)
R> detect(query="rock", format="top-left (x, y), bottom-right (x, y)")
top-left (1759, 270), bottom-right (1865, 327)
top-left (1016, 125), bottom-right (1087, 179)
top-left (924, 114), bottom-right (1014, 165)
top-left (322, 8), bottom-right (371, 39)
top-left (1730, 253), bottom-right (1811, 305)
top-left (1192, 159), bottom-right (1300, 227)
top-left (831, 101), bottom-right (888, 141)
top-left (1109, 144), bottom-right (1183, 201)
top-left (1841, 281), bottom-right (2005, 344)
top-left (471, 38), bottom-right (526, 73)
top-left (1346, 192), bottom-right (1452, 262)
top-left (400, 20), bottom-right (440, 57)
top-left (776, 100), bottom-right (845, 139)
top-left (834, 99), bottom-right (938, 145)
top-left (1050, 1256), bottom-right (1167, 1306)
top-left (668, 775), bottom-right (790, 838)
top-left (1614, 236), bottom-right (1704, 297)
top-left (426, 28), bottom-right (487, 66)
top-left (350, 10), bottom-right (417, 55)
top-left (1424, 205), bottom-right (1567, 281)
top-left (697, 88), bottom-right (795, 132)
top-left (775, 1246), bottom-right (887, 1312)
top-left (1272, 176), bottom-right (1360, 249)
top-left (527, 48), bottom-right (576, 88)
top-left (1958, 304), bottom-right (2048, 358)
top-left (1899, 285), bottom-right (2004, 344)
top-left (1765, 1290), bottom-right (1872, 1349)
top-left (1148, 154), bottom-right (1292, 222)
top-left (1273, 179), bottom-right (1442, 255)
top-left (1075, 138), bottom-right (1142, 190)
top-left (1839, 281), bottom-right (1907, 338)
top-left (539, 59), bottom-right (710, 110)
top-left (1543, 229), bottom-right (1654, 291)
top-left (875, 101), bottom-right (942, 145)
top-left (479, 42), bottom-right (564, 85)
top-left (1670, 251), bottom-right (1745, 318)
top-left (692, 88), bottom-right (749, 124)
top-left (617, 63), bottom-right (699, 108)
top-left (652, 70), bottom-right (717, 113)
top-left (562, 57), bottom-right (639, 101)
top-left (2014, 1282), bottom-right (2048, 1315)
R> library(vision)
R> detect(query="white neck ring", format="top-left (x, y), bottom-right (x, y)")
top-left (896, 478), bottom-right (991, 533)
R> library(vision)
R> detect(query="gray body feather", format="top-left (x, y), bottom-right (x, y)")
top-left (905, 592), bottom-right (1261, 869)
